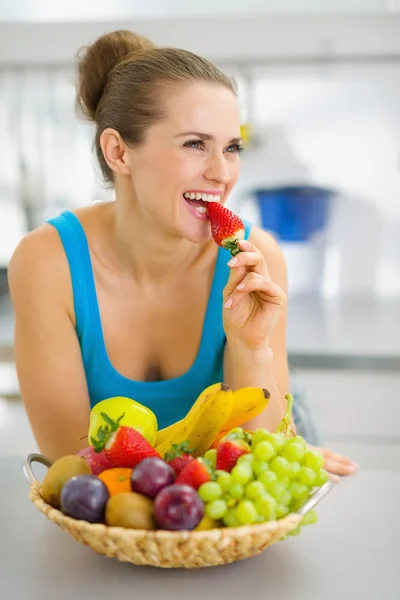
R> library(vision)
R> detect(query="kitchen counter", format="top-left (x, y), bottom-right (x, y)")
top-left (2, 456), bottom-right (398, 600)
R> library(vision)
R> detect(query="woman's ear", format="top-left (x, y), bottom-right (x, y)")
top-left (99, 128), bottom-right (132, 176)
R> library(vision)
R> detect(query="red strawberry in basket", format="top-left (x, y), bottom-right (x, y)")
top-left (216, 433), bottom-right (251, 473)
top-left (91, 413), bottom-right (161, 468)
top-left (175, 458), bottom-right (211, 489)
top-left (77, 446), bottom-right (114, 475)
top-left (207, 202), bottom-right (245, 257)
top-left (165, 441), bottom-right (195, 475)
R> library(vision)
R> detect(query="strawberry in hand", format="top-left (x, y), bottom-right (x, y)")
top-left (207, 202), bottom-right (245, 257)
top-left (91, 413), bottom-right (161, 468)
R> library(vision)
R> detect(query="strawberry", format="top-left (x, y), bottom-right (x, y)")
top-left (77, 446), bottom-right (114, 475)
top-left (216, 433), bottom-right (251, 473)
top-left (91, 413), bottom-right (161, 468)
top-left (207, 202), bottom-right (245, 257)
top-left (175, 458), bottom-right (211, 489)
top-left (165, 441), bottom-right (195, 475)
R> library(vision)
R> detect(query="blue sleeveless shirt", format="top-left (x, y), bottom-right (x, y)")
top-left (48, 210), bottom-right (252, 429)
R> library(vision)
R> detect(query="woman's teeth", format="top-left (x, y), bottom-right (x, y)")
top-left (195, 206), bottom-right (207, 214)
top-left (183, 192), bottom-right (221, 202)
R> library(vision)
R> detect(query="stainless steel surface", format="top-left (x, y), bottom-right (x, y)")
top-left (23, 453), bottom-right (53, 484)
top-left (296, 480), bottom-right (335, 517)
top-left (2, 456), bottom-right (398, 599)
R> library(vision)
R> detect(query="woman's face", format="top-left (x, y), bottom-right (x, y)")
top-left (127, 82), bottom-right (242, 244)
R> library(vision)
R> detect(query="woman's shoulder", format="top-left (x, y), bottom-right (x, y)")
top-left (7, 221), bottom-right (74, 316)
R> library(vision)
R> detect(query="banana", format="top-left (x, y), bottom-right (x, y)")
top-left (222, 387), bottom-right (270, 431)
top-left (155, 382), bottom-right (223, 448)
top-left (155, 383), bottom-right (233, 457)
top-left (187, 385), bottom-right (233, 456)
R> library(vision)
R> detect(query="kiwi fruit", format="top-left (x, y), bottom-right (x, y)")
top-left (41, 455), bottom-right (91, 508)
top-left (105, 492), bottom-right (156, 530)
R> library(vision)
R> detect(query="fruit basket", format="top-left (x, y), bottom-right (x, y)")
top-left (24, 453), bottom-right (335, 569)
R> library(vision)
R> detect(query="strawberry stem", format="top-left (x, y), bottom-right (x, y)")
top-left (275, 394), bottom-right (294, 437)
top-left (164, 441), bottom-right (194, 461)
top-left (222, 239), bottom-right (242, 257)
top-left (90, 412), bottom-right (124, 453)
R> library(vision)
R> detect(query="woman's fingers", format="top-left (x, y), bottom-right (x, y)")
top-left (224, 272), bottom-right (286, 309)
top-left (309, 444), bottom-right (360, 477)
top-left (227, 244), bottom-right (268, 278)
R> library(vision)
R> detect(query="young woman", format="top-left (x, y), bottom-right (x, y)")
top-left (8, 30), bottom-right (357, 477)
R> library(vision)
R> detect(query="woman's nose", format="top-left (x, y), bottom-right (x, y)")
top-left (204, 153), bottom-right (232, 184)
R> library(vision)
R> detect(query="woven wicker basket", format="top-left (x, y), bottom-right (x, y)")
top-left (24, 453), bottom-right (334, 569)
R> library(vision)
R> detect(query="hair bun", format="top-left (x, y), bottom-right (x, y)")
top-left (76, 30), bottom-right (155, 121)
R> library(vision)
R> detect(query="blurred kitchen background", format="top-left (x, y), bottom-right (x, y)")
top-left (0, 1), bottom-right (399, 465)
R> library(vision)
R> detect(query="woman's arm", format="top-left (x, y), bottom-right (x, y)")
top-left (224, 227), bottom-right (294, 432)
top-left (8, 228), bottom-right (91, 460)
top-left (223, 227), bottom-right (358, 476)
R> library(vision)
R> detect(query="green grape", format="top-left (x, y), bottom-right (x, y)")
top-left (224, 494), bottom-right (237, 509)
top-left (289, 461), bottom-right (301, 479)
top-left (268, 481), bottom-right (287, 502)
top-left (231, 463), bottom-right (253, 485)
top-left (215, 470), bottom-right (232, 492)
top-left (270, 433), bottom-right (286, 452)
top-left (254, 441), bottom-right (275, 462)
top-left (289, 481), bottom-right (309, 502)
top-left (314, 468), bottom-right (329, 487)
top-left (269, 456), bottom-right (291, 479)
top-left (276, 503), bottom-right (290, 518)
top-left (255, 493), bottom-right (277, 518)
top-left (198, 481), bottom-right (223, 503)
top-left (258, 470), bottom-right (278, 489)
top-left (290, 435), bottom-right (307, 450)
top-left (290, 499), bottom-right (303, 512)
top-left (236, 453), bottom-right (253, 466)
top-left (205, 499), bottom-right (228, 520)
top-left (236, 500), bottom-right (258, 525)
top-left (302, 509), bottom-right (318, 526)
top-left (298, 466), bottom-right (317, 487)
top-left (304, 450), bottom-right (324, 471)
top-left (283, 441), bottom-right (305, 462)
top-left (245, 481), bottom-right (265, 500)
top-left (203, 448), bottom-right (217, 467)
top-left (252, 459), bottom-right (269, 477)
top-left (255, 514), bottom-right (266, 524)
top-left (229, 483), bottom-right (244, 499)
top-left (251, 428), bottom-right (272, 448)
top-left (288, 525), bottom-right (302, 537)
top-left (279, 489), bottom-right (292, 507)
top-left (223, 508), bottom-right (240, 528)
top-left (227, 427), bottom-right (245, 438)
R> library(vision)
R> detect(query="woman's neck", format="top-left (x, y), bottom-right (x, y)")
top-left (105, 188), bottom-right (213, 285)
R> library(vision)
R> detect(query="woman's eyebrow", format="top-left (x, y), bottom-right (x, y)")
top-left (176, 131), bottom-right (243, 145)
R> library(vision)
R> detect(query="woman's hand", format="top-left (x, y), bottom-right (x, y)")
top-left (308, 444), bottom-right (360, 481)
top-left (223, 239), bottom-right (286, 350)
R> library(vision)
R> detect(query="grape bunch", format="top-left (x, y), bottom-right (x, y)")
top-left (198, 396), bottom-right (327, 538)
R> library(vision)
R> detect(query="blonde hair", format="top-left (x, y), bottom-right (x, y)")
top-left (76, 30), bottom-right (238, 182)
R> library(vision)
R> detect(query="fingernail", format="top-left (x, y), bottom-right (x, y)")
top-left (227, 258), bottom-right (237, 267)
top-left (350, 462), bottom-right (360, 471)
top-left (238, 239), bottom-right (246, 248)
top-left (224, 297), bottom-right (233, 308)
top-left (347, 465), bottom-right (358, 474)
top-left (237, 283), bottom-right (245, 290)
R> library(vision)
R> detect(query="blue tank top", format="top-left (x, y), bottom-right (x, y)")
top-left (48, 210), bottom-right (252, 429)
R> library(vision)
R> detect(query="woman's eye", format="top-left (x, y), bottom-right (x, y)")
top-left (226, 144), bottom-right (244, 154)
top-left (184, 139), bottom-right (204, 150)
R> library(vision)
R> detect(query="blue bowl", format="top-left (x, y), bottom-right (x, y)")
top-left (254, 185), bottom-right (335, 242)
